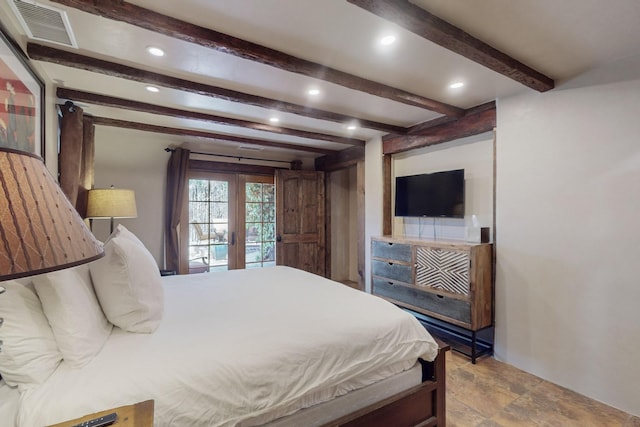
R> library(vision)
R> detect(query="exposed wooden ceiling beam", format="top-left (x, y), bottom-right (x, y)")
top-left (314, 146), bottom-right (365, 172)
top-left (88, 116), bottom-right (337, 155)
top-left (58, 88), bottom-right (365, 147)
top-left (383, 102), bottom-right (496, 154)
top-left (48, 0), bottom-right (465, 118)
top-left (29, 44), bottom-right (405, 135)
top-left (405, 115), bottom-right (457, 135)
top-left (347, 0), bottom-right (554, 92)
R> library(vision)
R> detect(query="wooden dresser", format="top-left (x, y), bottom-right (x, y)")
top-left (371, 236), bottom-right (493, 362)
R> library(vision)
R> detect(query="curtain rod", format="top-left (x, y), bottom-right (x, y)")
top-left (164, 148), bottom-right (293, 166)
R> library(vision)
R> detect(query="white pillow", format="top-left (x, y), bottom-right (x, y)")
top-left (90, 225), bottom-right (164, 333)
top-left (33, 265), bottom-right (113, 368)
top-left (0, 280), bottom-right (62, 389)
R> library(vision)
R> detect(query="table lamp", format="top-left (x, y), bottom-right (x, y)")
top-left (86, 186), bottom-right (138, 234)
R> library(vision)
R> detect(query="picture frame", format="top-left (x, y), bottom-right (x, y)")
top-left (0, 23), bottom-right (45, 159)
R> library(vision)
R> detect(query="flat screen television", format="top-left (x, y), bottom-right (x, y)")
top-left (395, 169), bottom-right (465, 218)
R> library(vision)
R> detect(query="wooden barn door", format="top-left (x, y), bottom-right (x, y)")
top-left (275, 170), bottom-right (325, 276)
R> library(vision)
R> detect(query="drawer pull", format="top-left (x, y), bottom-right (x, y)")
top-left (436, 294), bottom-right (444, 299)
top-left (388, 281), bottom-right (394, 286)
top-left (388, 262), bottom-right (394, 266)
top-left (387, 242), bottom-right (393, 246)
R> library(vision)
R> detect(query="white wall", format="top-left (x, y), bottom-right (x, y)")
top-left (393, 133), bottom-right (494, 241)
top-left (93, 127), bottom-right (170, 266)
top-left (496, 54), bottom-right (640, 416)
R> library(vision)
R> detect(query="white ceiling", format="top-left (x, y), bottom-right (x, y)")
top-left (3, 0), bottom-right (640, 162)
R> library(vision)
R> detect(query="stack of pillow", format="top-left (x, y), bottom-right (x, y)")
top-left (0, 225), bottom-right (164, 390)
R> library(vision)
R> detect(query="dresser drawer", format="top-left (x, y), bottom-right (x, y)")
top-left (373, 279), bottom-right (471, 326)
top-left (372, 260), bottom-right (412, 284)
top-left (372, 240), bottom-right (412, 262)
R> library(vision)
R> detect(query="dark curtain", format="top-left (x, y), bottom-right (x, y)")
top-left (58, 102), bottom-right (84, 208)
top-left (77, 116), bottom-right (95, 218)
top-left (58, 103), bottom-right (95, 218)
top-left (165, 148), bottom-right (190, 273)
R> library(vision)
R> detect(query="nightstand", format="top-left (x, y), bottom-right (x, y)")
top-left (48, 400), bottom-right (154, 427)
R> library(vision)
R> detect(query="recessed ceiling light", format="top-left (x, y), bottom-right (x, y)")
top-left (347, 124), bottom-right (358, 131)
top-left (269, 117), bottom-right (280, 123)
top-left (307, 88), bottom-right (321, 96)
top-left (146, 46), bottom-right (165, 57)
top-left (379, 35), bottom-right (396, 46)
top-left (146, 86), bottom-right (159, 93)
top-left (449, 81), bottom-right (465, 89)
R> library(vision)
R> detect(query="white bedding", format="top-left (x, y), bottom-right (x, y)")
top-left (0, 380), bottom-right (18, 427)
top-left (15, 266), bottom-right (438, 426)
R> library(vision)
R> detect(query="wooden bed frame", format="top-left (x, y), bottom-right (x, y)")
top-left (322, 341), bottom-right (449, 427)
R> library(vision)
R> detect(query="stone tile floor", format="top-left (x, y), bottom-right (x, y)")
top-left (445, 351), bottom-right (640, 427)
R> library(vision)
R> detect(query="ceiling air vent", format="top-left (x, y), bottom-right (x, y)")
top-left (8, 0), bottom-right (78, 48)
top-left (238, 146), bottom-right (264, 152)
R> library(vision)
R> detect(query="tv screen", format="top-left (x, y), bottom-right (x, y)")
top-left (395, 169), bottom-right (465, 218)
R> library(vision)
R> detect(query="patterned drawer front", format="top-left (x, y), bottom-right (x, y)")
top-left (372, 240), bottom-right (412, 262)
top-left (371, 260), bottom-right (412, 284)
top-left (373, 279), bottom-right (471, 325)
top-left (415, 247), bottom-right (470, 296)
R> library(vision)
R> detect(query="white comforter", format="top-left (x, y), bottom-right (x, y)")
top-left (16, 266), bottom-right (438, 426)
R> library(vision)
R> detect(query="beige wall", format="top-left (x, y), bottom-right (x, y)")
top-left (392, 133), bottom-right (494, 241)
top-left (92, 127), bottom-right (170, 265)
top-left (495, 54), bottom-right (640, 416)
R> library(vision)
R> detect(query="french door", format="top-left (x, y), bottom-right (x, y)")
top-left (183, 172), bottom-right (275, 273)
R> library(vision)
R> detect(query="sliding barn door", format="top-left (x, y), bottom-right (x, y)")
top-left (275, 170), bottom-right (325, 276)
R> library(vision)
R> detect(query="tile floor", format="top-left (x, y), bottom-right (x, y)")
top-left (445, 350), bottom-right (640, 427)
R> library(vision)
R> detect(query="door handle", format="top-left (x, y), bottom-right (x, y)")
top-left (231, 231), bottom-right (236, 245)
top-left (276, 234), bottom-right (282, 242)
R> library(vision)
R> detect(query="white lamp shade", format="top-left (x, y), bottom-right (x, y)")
top-left (86, 188), bottom-right (137, 219)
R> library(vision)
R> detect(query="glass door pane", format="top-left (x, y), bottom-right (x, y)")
top-left (244, 181), bottom-right (276, 269)
top-left (188, 178), bottom-right (231, 272)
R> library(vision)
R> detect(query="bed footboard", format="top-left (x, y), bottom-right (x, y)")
top-left (323, 341), bottom-right (449, 427)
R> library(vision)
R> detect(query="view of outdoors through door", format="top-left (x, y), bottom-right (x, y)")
top-left (187, 175), bottom-right (275, 273)
top-left (244, 181), bottom-right (276, 269)
top-left (188, 178), bottom-right (232, 272)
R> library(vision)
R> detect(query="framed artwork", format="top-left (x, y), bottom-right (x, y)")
top-left (0, 24), bottom-right (44, 159)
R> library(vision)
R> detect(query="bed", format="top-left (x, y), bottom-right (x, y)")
top-left (0, 227), bottom-right (447, 427)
